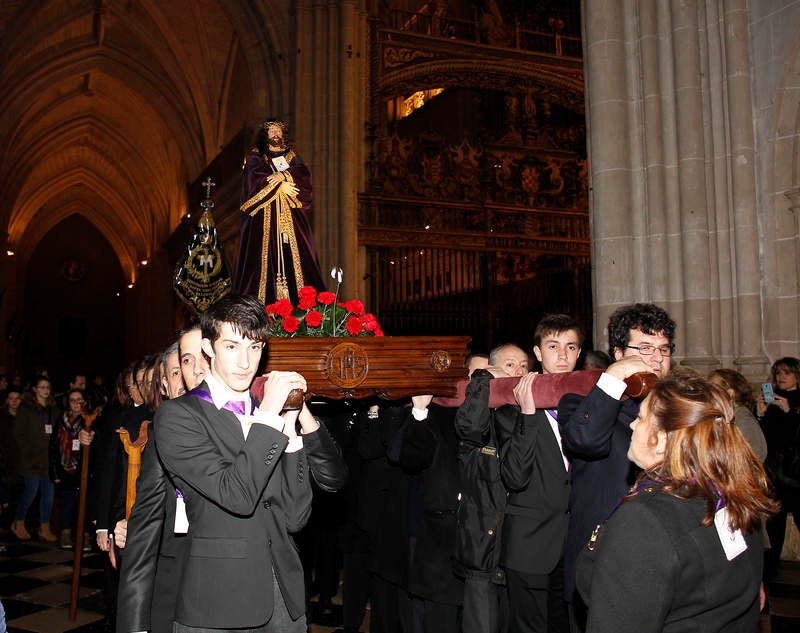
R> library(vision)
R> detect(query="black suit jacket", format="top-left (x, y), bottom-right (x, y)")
top-left (116, 429), bottom-right (186, 633)
top-left (154, 386), bottom-right (312, 629)
top-left (558, 385), bottom-right (638, 601)
top-left (496, 407), bottom-right (570, 577)
top-left (117, 413), bottom-right (345, 632)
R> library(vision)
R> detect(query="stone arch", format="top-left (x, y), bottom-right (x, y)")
top-left (377, 58), bottom-right (584, 114)
top-left (13, 190), bottom-right (140, 285)
top-left (3, 114), bottom-right (176, 240)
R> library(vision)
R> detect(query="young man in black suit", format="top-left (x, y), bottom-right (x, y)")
top-left (498, 315), bottom-right (582, 633)
top-left (154, 294), bottom-right (314, 633)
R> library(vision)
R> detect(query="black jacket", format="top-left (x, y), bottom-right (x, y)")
top-left (397, 403), bottom-right (464, 605)
top-left (761, 389), bottom-right (800, 490)
top-left (453, 370), bottom-right (508, 577)
top-left (496, 408), bottom-right (570, 576)
top-left (153, 386), bottom-right (312, 628)
top-left (558, 385), bottom-right (638, 601)
top-left (577, 486), bottom-right (762, 633)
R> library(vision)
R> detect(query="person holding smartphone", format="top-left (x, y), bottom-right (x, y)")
top-left (757, 357), bottom-right (800, 578)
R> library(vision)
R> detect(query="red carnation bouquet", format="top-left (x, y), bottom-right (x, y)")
top-left (265, 283), bottom-right (383, 338)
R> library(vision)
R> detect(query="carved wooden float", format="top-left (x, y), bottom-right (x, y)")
top-left (258, 335), bottom-right (472, 400)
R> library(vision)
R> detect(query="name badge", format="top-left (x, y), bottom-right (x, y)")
top-left (44, 424), bottom-right (53, 434)
top-left (714, 507), bottom-right (747, 561)
top-left (72, 439), bottom-right (81, 452)
top-left (174, 494), bottom-right (189, 534)
top-left (271, 156), bottom-right (290, 172)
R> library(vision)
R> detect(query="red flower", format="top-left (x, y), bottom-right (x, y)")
top-left (362, 313), bottom-right (379, 332)
top-left (346, 315), bottom-right (363, 335)
top-left (266, 299), bottom-right (293, 318)
top-left (343, 299), bottom-right (365, 316)
top-left (305, 310), bottom-right (323, 327)
top-left (375, 329), bottom-right (384, 337)
top-left (318, 291), bottom-right (336, 305)
top-left (298, 286), bottom-right (317, 310)
top-left (282, 315), bottom-right (300, 333)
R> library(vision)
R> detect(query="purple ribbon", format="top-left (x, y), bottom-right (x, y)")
top-left (187, 385), bottom-right (255, 414)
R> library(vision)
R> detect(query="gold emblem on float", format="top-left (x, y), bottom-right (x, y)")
top-left (430, 350), bottom-right (451, 373)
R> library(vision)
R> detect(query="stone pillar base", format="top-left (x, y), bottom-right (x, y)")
top-left (678, 357), bottom-right (721, 376)
top-left (733, 355), bottom-right (772, 382)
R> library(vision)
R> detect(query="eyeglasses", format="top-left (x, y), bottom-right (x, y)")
top-left (69, 398), bottom-right (85, 404)
top-left (626, 343), bottom-right (675, 357)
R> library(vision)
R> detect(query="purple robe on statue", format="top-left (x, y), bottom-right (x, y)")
top-left (233, 148), bottom-right (325, 304)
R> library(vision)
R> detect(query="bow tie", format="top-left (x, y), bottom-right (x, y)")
top-left (224, 400), bottom-right (247, 416)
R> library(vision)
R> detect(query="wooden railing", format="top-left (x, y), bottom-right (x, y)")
top-left (385, 9), bottom-right (582, 58)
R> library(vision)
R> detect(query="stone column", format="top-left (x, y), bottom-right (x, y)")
top-left (295, 0), bottom-right (367, 295)
top-left (582, 0), bottom-right (767, 376)
top-left (723, 0), bottom-right (770, 379)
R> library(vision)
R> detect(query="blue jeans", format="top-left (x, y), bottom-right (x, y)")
top-left (14, 476), bottom-right (55, 524)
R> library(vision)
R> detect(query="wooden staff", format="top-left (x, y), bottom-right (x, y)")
top-left (118, 420), bottom-right (151, 518)
top-left (69, 407), bottom-right (100, 621)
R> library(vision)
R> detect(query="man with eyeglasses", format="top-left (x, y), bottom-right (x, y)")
top-left (556, 303), bottom-right (676, 633)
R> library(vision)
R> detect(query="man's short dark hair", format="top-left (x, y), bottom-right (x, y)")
top-left (200, 294), bottom-right (270, 346)
top-left (584, 350), bottom-right (612, 370)
top-left (464, 353), bottom-right (489, 369)
top-left (68, 372), bottom-right (86, 385)
top-left (179, 318), bottom-right (201, 338)
top-left (607, 303), bottom-right (676, 356)
top-left (533, 314), bottom-right (585, 348)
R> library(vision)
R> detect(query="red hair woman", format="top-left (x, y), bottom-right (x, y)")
top-left (577, 369), bottom-right (777, 633)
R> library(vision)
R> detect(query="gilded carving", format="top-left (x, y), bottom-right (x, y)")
top-left (325, 342), bottom-right (369, 388)
top-left (384, 46), bottom-right (435, 69)
top-left (430, 350), bottom-right (451, 373)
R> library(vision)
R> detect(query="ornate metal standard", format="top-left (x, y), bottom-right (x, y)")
top-left (174, 177), bottom-right (233, 312)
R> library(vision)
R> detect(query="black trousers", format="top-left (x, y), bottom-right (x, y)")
top-left (506, 560), bottom-right (569, 633)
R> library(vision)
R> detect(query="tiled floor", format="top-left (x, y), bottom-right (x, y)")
top-left (0, 530), bottom-right (796, 632)
top-left (768, 561), bottom-right (800, 633)
top-left (1, 538), bottom-right (109, 633)
top-left (0, 533), bottom-right (354, 633)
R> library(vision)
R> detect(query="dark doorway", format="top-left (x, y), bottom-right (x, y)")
top-left (21, 214), bottom-right (125, 387)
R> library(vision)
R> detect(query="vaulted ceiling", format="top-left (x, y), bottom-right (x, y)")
top-left (0, 0), bottom-right (291, 282)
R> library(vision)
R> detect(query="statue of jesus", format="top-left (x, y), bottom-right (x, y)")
top-left (233, 119), bottom-right (326, 304)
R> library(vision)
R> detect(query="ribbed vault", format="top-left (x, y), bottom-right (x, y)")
top-left (0, 0), bottom-right (284, 281)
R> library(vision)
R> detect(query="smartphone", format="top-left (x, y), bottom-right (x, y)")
top-left (761, 382), bottom-right (775, 403)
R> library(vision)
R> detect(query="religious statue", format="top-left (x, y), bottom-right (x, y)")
top-left (233, 119), bottom-right (325, 304)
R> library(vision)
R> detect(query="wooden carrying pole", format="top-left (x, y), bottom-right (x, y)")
top-left (68, 408), bottom-right (100, 621)
top-left (118, 421), bottom-right (151, 519)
